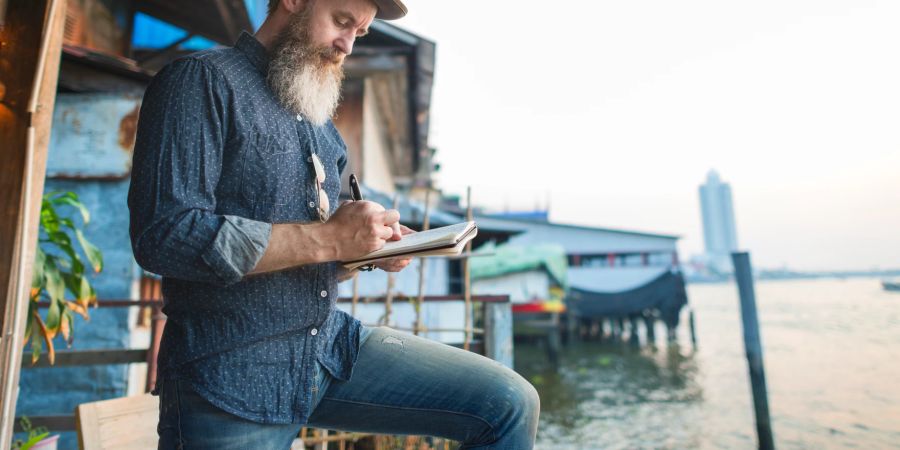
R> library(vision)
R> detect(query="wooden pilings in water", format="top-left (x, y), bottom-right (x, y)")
top-left (732, 252), bottom-right (775, 450)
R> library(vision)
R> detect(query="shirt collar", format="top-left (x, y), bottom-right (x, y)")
top-left (235, 31), bottom-right (269, 75)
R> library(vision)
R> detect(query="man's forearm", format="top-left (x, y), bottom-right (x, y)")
top-left (249, 222), bottom-right (337, 274)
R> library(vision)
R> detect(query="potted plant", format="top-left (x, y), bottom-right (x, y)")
top-left (13, 192), bottom-right (103, 450)
top-left (11, 417), bottom-right (56, 450)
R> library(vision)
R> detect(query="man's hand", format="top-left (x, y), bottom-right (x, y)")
top-left (324, 201), bottom-right (400, 261)
top-left (249, 201), bottom-right (406, 276)
top-left (375, 225), bottom-right (415, 272)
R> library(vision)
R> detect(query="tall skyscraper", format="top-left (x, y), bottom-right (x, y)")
top-left (699, 170), bottom-right (739, 274)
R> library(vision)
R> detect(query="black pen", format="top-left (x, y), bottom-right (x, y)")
top-left (349, 173), bottom-right (363, 201)
top-left (348, 174), bottom-right (374, 271)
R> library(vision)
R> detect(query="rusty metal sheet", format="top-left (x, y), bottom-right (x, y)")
top-left (47, 93), bottom-right (141, 179)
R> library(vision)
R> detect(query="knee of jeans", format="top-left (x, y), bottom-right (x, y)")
top-left (514, 375), bottom-right (541, 422)
top-left (496, 370), bottom-right (541, 427)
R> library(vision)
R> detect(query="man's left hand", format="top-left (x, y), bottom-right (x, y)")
top-left (374, 225), bottom-right (415, 272)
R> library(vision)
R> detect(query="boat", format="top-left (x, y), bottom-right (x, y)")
top-left (883, 280), bottom-right (900, 292)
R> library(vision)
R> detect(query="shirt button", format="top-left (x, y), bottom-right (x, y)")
top-left (296, 114), bottom-right (303, 122)
top-left (307, 156), bottom-right (313, 162)
top-left (310, 328), bottom-right (318, 336)
top-left (308, 201), bottom-right (316, 208)
top-left (320, 290), bottom-right (328, 297)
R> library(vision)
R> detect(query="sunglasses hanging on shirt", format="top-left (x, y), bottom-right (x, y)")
top-left (311, 154), bottom-right (330, 222)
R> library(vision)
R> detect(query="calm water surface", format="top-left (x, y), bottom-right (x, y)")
top-left (514, 278), bottom-right (900, 449)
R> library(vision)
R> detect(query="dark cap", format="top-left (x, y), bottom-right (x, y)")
top-left (373, 0), bottom-right (407, 20)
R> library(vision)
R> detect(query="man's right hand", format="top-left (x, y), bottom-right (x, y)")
top-left (323, 201), bottom-right (400, 261)
top-left (248, 200), bottom-right (400, 275)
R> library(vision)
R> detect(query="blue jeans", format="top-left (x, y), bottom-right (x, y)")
top-left (158, 326), bottom-right (540, 449)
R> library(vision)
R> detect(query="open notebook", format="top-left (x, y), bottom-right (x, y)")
top-left (341, 221), bottom-right (478, 271)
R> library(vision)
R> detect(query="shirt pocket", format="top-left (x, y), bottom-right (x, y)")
top-left (240, 133), bottom-right (307, 207)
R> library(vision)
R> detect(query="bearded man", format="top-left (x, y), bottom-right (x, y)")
top-left (128, 0), bottom-right (539, 448)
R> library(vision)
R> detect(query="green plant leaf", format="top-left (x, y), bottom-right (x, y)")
top-left (74, 229), bottom-right (103, 272)
top-left (18, 432), bottom-right (50, 450)
top-left (45, 298), bottom-right (61, 334)
top-left (54, 193), bottom-right (90, 223)
top-left (30, 324), bottom-right (42, 365)
top-left (23, 306), bottom-right (34, 345)
top-left (79, 276), bottom-right (92, 302)
top-left (31, 248), bottom-right (45, 292)
top-left (59, 217), bottom-right (76, 230)
top-left (39, 200), bottom-right (60, 234)
top-left (61, 309), bottom-right (74, 345)
top-left (47, 230), bottom-right (72, 249)
top-left (55, 240), bottom-right (85, 278)
top-left (44, 264), bottom-right (65, 306)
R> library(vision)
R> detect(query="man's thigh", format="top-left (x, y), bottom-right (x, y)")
top-left (307, 326), bottom-right (532, 444)
top-left (157, 378), bottom-right (301, 450)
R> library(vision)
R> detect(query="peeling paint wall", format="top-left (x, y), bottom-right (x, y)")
top-left (46, 93), bottom-right (141, 179)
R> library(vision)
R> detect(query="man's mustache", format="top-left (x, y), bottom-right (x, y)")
top-left (314, 47), bottom-right (344, 66)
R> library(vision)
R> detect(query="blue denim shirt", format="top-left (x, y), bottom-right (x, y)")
top-left (128, 32), bottom-right (362, 424)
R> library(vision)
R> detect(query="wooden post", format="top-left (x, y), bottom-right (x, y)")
top-left (564, 312), bottom-right (576, 344)
top-left (732, 252), bottom-right (775, 450)
top-left (616, 317), bottom-right (625, 342)
top-left (382, 266), bottom-right (395, 326)
top-left (350, 272), bottom-right (359, 317)
top-left (628, 315), bottom-right (641, 345)
top-left (462, 187), bottom-right (473, 350)
top-left (145, 305), bottom-right (166, 393)
top-left (414, 189), bottom-right (431, 336)
top-left (643, 313), bottom-right (656, 346)
top-left (482, 300), bottom-right (513, 368)
top-left (688, 306), bottom-right (698, 349)
top-left (0, 1), bottom-right (66, 446)
top-left (381, 195), bottom-right (400, 326)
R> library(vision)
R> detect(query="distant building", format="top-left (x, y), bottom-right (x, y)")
top-left (698, 170), bottom-right (739, 274)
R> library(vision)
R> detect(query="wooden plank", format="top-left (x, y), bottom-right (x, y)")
top-left (22, 349), bottom-right (148, 368)
top-left (484, 302), bottom-right (514, 368)
top-left (335, 294), bottom-right (510, 304)
top-left (14, 415), bottom-right (76, 432)
top-left (36, 299), bottom-right (164, 308)
top-left (0, 1), bottom-right (66, 448)
top-left (76, 393), bottom-right (158, 449)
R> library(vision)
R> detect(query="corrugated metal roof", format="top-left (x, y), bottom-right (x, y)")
top-left (477, 216), bottom-right (680, 240)
top-left (135, 0), bottom-right (251, 46)
top-left (474, 216), bottom-right (680, 254)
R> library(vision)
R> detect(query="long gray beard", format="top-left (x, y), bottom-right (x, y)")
top-left (267, 18), bottom-right (344, 126)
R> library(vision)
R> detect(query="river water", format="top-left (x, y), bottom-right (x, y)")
top-left (514, 277), bottom-right (900, 449)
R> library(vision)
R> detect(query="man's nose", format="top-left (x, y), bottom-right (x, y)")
top-left (334, 34), bottom-right (354, 56)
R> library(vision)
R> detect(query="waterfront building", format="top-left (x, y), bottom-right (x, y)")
top-left (475, 215), bottom-right (689, 343)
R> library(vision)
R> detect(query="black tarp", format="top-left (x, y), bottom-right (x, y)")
top-left (567, 270), bottom-right (688, 328)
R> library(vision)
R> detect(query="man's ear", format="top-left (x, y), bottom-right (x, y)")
top-left (281, 0), bottom-right (308, 14)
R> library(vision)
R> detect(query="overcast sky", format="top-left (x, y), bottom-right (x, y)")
top-left (390, 0), bottom-right (900, 272)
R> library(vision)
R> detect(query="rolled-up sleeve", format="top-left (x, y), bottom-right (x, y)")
top-left (128, 58), bottom-right (271, 285)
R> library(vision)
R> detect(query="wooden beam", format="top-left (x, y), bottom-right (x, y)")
top-left (21, 349), bottom-right (149, 368)
top-left (0, 0), bottom-right (66, 447)
top-left (13, 415), bottom-right (76, 432)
